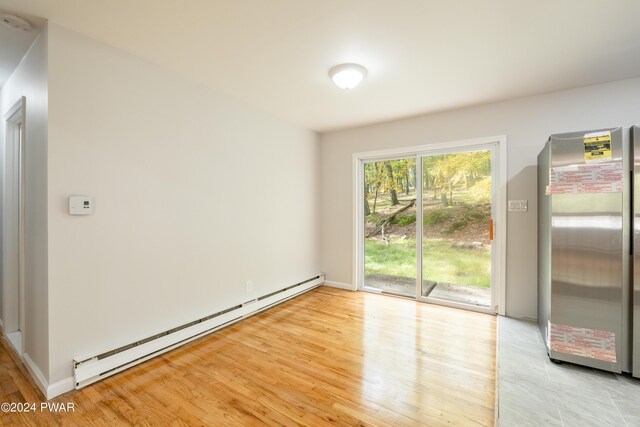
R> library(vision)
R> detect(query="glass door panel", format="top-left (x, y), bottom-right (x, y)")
top-left (420, 149), bottom-right (493, 307)
top-left (363, 158), bottom-right (417, 297)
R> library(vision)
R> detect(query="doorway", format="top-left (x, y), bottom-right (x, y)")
top-left (356, 136), bottom-right (505, 314)
top-left (3, 97), bottom-right (26, 356)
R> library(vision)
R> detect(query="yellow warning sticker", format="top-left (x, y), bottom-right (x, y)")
top-left (583, 131), bottom-right (612, 163)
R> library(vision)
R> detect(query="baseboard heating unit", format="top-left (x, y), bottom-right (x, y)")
top-left (73, 274), bottom-right (324, 389)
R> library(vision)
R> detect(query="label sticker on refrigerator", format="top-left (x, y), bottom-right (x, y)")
top-left (546, 181), bottom-right (623, 195)
top-left (547, 162), bottom-right (623, 194)
top-left (549, 323), bottom-right (616, 363)
top-left (549, 163), bottom-right (622, 185)
top-left (583, 131), bottom-right (612, 163)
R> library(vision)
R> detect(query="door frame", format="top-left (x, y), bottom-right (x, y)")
top-left (353, 135), bottom-right (507, 315)
top-left (3, 96), bottom-right (27, 356)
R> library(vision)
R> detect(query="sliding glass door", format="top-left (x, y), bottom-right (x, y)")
top-left (359, 144), bottom-right (497, 312)
top-left (363, 157), bottom-right (417, 297)
top-left (418, 148), bottom-right (494, 309)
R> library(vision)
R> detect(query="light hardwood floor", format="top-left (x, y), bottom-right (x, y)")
top-left (0, 286), bottom-right (496, 426)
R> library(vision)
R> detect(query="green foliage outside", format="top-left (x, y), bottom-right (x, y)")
top-left (364, 150), bottom-right (493, 289)
top-left (391, 213), bottom-right (416, 227)
top-left (364, 158), bottom-right (416, 214)
top-left (364, 239), bottom-right (490, 287)
top-left (391, 205), bottom-right (488, 234)
top-left (422, 209), bottom-right (449, 226)
top-left (422, 150), bottom-right (492, 206)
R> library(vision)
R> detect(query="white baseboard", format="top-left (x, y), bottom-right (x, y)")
top-left (7, 338), bottom-right (74, 400)
top-left (23, 352), bottom-right (75, 400)
top-left (323, 280), bottom-right (355, 291)
top-left (0, 318), bottom-right (4, 333)
top-left (21, 277), bottom-right (325, 400)
top-left (23, 353), bottom-right (48, 397)
top-left (47, 377), bottom-right (75, 400)
top-left (74, 275), bottom-right (325, 391)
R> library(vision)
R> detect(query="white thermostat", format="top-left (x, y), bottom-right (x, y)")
top-left (69, 196), bottom-right (94, 215)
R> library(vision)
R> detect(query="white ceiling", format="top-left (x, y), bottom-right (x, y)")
top-left (1, 1), bottom-right (640, 131)
top-left (0, 11), bottom-right (43, 90)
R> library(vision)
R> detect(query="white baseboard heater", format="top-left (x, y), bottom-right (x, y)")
top-left (73, 274), bottom-right (324, 389)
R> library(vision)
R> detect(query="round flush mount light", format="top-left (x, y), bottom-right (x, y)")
top-left (329, 63), bottom-right (367, 90)
top-left (0, 13), bottom-right (32, 32)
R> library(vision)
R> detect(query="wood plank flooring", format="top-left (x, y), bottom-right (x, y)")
top-left (0, 286), bottom-right (496, 426)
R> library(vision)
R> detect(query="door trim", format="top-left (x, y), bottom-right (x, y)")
top-left (3, 96), bottom-right (27, 357)
top-left (353, 135), bottom-right (507, 315)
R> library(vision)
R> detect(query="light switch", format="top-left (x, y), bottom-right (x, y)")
top-left (69, 196), bottom-right (94, 215)
top-left (508, 200), bottom-right (528, 212)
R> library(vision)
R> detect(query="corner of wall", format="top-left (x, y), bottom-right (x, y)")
top-left (0, 19), bottom-right (51, 389)
top-left (23, 352), bottom-right (74, 400)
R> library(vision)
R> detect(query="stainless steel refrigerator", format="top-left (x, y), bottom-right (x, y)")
top-left (538, 126), bottom-right (639, 377)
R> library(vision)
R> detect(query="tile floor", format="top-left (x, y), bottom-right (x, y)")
top-left (497, 317), bottom-right (640, 427)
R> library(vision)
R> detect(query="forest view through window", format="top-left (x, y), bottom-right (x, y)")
top-left (363, 149), bottom-right (492, 307)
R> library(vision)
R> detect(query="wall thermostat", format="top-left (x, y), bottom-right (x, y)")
top-left (69, 196), bottom-right (94, 215)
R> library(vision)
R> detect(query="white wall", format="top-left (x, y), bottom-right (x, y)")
top-left (0, 25), bottom-right (49, 377)
top-left (320, 77), bottom-right (640, 320)
top-left (46, 24), bottom-right (319, 385)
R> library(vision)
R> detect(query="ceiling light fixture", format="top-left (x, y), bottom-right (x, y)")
top-left (0, 13), bottom-right (32, 32)
top-left (329, 63), bottom-right (367, 90)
